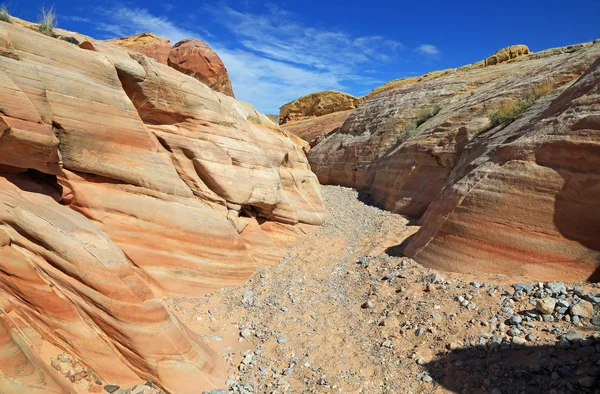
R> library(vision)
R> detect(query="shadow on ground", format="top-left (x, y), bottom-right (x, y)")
top-left (424, 338), bottom-right (600, 393)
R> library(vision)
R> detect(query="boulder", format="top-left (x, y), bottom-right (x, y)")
top-left (168, 38), bottom-right (235, 97)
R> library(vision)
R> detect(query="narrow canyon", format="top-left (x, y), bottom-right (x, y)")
top-left (0, 13), bottom-right (599, 394)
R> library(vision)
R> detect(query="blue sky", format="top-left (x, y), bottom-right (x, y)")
top-left (8, 1), bottom-right (600, 114)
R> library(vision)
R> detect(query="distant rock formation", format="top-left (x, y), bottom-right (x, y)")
top-left (484, 44), bottom-right (530, 66)
top-left (107, 32), bottom-right (171, 64)
top-left (0, 20), bottom-right (324, 393)
top-left (278, 91), bottom-right (363, 143)
top-left (168, 38), bottom-right (235, 97)
top-left (308, 40), bottom-right (600, 281)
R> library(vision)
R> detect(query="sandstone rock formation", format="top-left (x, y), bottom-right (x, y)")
top-left (107, 32), bottom-right (171, 64)
top-left (278, 91), bottom-right (363, 144)
top-left (308, 41), bottom-right (599, 281)
top-left (484, 44), bottom-right (530, 66)
top-left (167, 38), bottom-right (235, 97)
top-left (280, 90), bottom-right (362, 124)
top-left (0, 20), bottom-right (324, 393)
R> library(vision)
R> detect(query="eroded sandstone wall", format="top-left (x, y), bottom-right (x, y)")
top-left (309, 42), bottom-right (600, 280)
top-left (0, 21), bottom-right (324, 393)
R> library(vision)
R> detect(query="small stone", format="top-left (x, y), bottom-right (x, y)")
top-left (545, 282), bottom-right (566, 295)
top-left (382, 339), bottom-right (392, 348)
top-left (508, 328), bottom-right (521, 337)
top-left (536, 298), bottom-right (556, 314)
top-left (357, 256), bottom-right (368, 265)
top-left (470, 281), bottom-right (481, 288)
top-left (570, 300), bottom-right (594, 318)
top-left (512, 283), bottom-right (534, 294)
top-left (103, 385), bottom-right (120, 394)
top-left (563, 330), bottom-right (584, 342)
top-left (422, 375), bottom-right (433, 383)
top-left (426, 272), bottom-right (445, 284)
top-left (417, 358), bottom-right (426, 365)
top-left (277, 336), bottom-right (287, 344)
top-left (509, 315), bottom-right (522, 325)
top-left (362, 300), bottom-right (374, 309)
top-left (578, 376), bottom-right (595, 388)
top-left (512, 337), bottom-right (526, 346)
top-left (526, 333), bottom-right (538, 342)
top-left (240, 328), bottom-right (251, 338)
top-left (415, 328), bottom-right (424, 336)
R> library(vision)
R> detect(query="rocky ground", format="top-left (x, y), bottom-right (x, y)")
top-left (162, 186), bottom-right (599, 394)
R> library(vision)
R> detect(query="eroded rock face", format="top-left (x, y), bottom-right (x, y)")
top-left (107, 32), bottom-right (172, 64)
top-left (309, 41), bottom-right (600, 280)
top-left (405, 57), bottom-right (600, 281)
top-left (167, 38), bottom-right (235, 97)
top-left (0, 21), bottom-right (324, 393)
top-left (484, 44), bottom-right (530, 66)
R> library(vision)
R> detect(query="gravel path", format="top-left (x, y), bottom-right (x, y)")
top-left (165, 186), bottom-right (600, 394)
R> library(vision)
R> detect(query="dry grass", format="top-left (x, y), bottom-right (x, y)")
top-left (38, 7), bottom-right (56, 37)
top-left (0, 5), bottom-right (11, 23)
top-left (488, 81), bottom-right (554, 128)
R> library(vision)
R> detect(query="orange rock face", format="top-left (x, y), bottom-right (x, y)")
top-left (168, 38), bottom-right (235, 97)
top-left (309, 41), bottom-right (600, 281)
top-left (0, 20), bottom-right (324, 393)
top-left (107, 32), bottom-right (171, 64)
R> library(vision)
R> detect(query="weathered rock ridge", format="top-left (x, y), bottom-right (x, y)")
top-left (0, 20), bottom-right (324, 393)
top-left (308, 41), bottom-right (600, 281)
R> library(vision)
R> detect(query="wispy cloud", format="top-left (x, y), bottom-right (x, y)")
top-left (416, 44), bottom-right (441, 56)
top-left (68, 4), bottom-right (401, 113)
top-left (91, 7), bottom-right (195, 42)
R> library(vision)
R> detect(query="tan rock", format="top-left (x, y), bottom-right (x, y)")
top-left (107, 32), bottom-right (171, 64)
top-left (536, 298), bottom-right (556, 314)
top-left (570, 300), bottom-right (594, 318)
top-left (168, 38), bottom-right (235, 97)
top-left (309, 41), bottom-right (600, 280)
top-left (279, 90), bottom-right (362, 124)
top-left (485, 44), bottom-right (530, 66)
top-left (0, 20), bottom-right (325, 393)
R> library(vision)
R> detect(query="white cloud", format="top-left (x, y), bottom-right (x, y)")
top-left (92, 7), bottom-right (195, 43)
top-left (69, 5), bottom-right (401, 113)
top-left (416, 44), bottom-right (441, 56)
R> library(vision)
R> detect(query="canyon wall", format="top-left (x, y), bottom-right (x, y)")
top-left (308, 42), bottom-right (600, 281)
top-left (0, 20), bottom-right (324, 393)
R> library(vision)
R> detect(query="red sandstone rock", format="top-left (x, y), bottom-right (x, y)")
top-left (168, 38), bottom-right (235, 97)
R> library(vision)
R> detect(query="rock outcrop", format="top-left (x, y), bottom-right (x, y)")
top-left (167, 38), bottom-right (235, 97)
top-left (484, 44), bottom-right (530, 66)
top-left (107, 32), bottom-right (171, 64)
top-left (278, 90), bottom-right (362, 143)
top-left (0, 20), bottom-right (324, 393)
top-left (308, 41), bottom-right (600, 281)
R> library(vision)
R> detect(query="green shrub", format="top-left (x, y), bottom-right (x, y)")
top-left (414, 105), bottom-right (441, 128)
top-left (38, 7), bottom-right (56, 36)
top-left (0, 5), bottom-right (11, 23)
top-left (488, 81), bottom-right (554, 128)
top-left (60, 36), bottom-right (79, 45)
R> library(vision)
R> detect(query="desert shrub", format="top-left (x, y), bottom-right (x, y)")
top-left (488, 81), bottom-right (554, 128)
top-left (414, 105), bottom-right (441, 128)
top-left (60, 36), bottom-right (79, 45)
top-left (0, 5), bottom-right (11, 23)
top-left (38, 7), bottom-right (56, 36)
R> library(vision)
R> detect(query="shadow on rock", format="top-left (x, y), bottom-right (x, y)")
top-left (423, 339), bottom-right (600, 393)
top-left (384, 233), bottom-right (415, 257)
